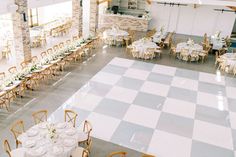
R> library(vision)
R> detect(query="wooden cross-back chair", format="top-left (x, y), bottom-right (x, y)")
top-left (0, 72), bottom-right (5, 80)
top-left (20, 61), bottom-right (29, 69)
top-left (8, 66), bottom-right (17, 74)
top-left (31, 56), bottom-right (38, 64)
top-left (10, 120), bottom-right (24, 148)
top-left (108, 151), bottom-right (127, 157)
top-left (41, 52), bottom-right (47, 58)
top-left (3, 139), bottom-right (11, 157)
top-left (64, 109), bottom-right (78, 127)
top-left (46, 48), bottom-right (53, 54)
top-left (59, 42), bottom-right (64, 49)
top-left (32, 110), bottom-right (48, 125)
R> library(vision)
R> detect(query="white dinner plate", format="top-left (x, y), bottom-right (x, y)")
top-left (23, 139), bottom-right (36, 148)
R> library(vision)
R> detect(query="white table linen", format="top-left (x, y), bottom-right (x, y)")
top-left (132, 40), bottom-right (158, 55)
top-left (17, 122), bottom-right (85, 157)
top-left (220, 53), bottom-right (236, 71)
top-left (176, 42), bottom-right (203, 54)
top-left (152, 31), bottom-right (168, 43)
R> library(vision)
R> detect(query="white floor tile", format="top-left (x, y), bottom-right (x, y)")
top-left (197, 92), bottom-right (228, 111)
top-left (140, 81), bottom-right (170, 97)
top-left (123, 105), bottom-right (160, 128)
top-left (124, 68), bottom-right (150, 80)
top-left (72, 93), bottom-right (103, 111)
top-left (193, 120), bottom-right (233, 150)
top-left (162, 98), bottom-right (196, 119)
top-left (199, 72), bottom-right (225, 86)
top-left (86, 112), bottom-right (121, 141)
top-left (171, 76), bottom-right (198, 91)
top-left (91, 71), bottom-right (121, 85)
top-left (147, 130), bottom-right (192, 157)
top-left (109, 57), bottom-right (134, 68)
top-left (152, 64), bottom-right (176, 76)
top-left (106, 86), bottom-right (138, 104)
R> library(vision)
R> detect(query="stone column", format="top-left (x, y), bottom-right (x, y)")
top-left (12, 0), bottom-right (31, 64)
top-left (89, 0), bottom-right (98, 36)
top-left (72, 0), bottom-right (83, 37)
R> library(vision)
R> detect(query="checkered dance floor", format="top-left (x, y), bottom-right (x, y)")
top-left (50, 57), bottom-right (236, 157)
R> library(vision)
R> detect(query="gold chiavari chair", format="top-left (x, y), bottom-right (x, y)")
top-left (10, 120), bottom-right (25, 148)
top-left (108, 151), bottom-right (127, 157)
top-left (8, 66), bottom-right (17, 74)
top-left (32, 110), bottom-right (48, 125)
top-left (3, 139), bottom-right (24, 157)
top-left (64, 109), bottom-right (78, 127)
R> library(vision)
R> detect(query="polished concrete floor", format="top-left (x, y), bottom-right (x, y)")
top-left (0, 33), bottom-right (235, 157)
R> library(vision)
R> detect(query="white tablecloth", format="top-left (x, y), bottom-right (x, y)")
top-left (103, 29), bottom-right (129, 38)
top-left (211, 36), bottom-right (226, 50)
top-left (17, 122), bottom-right (85, 157)
top-left (220, 53), bottom-right (236, 71)
top-left (152, 31), bottom-right (168, 43)
top-left (176, 42), bottom-right (203, 54)
top-left (132, 40), bottom-right (158, 54)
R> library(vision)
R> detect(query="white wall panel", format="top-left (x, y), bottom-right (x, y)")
top-left (149, 4), bottom-right (236, 37)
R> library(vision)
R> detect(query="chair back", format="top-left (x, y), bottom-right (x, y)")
top-left (59, 42), bottom-right (64, 49)
top-left (0, 72), bottom-right (5, 81)
top-left (108, 151), bottom-right (127, 157)
top-left (46, 48), bottom-right (53, 54)
top-left (64, 110), bottom-right (78, 127)
top-left (32, 110), bottom-right (48, 124)
top-left (41, 52), bottom-right (47, 58)
top-left (8, 67), bottom-right (17, 74)
top-left (3, 139), bottom-right (11, 157)
top-left (10, 120), bottom-right (24, 148)
top-left (20, 61), bottom-right (29, 69)
top-left (31, 56), bottom-right (38, 64)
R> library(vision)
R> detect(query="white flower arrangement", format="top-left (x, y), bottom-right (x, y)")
top-left (214, 31), bottom-right (221, 39)
top-left (47, 123), bottom-right (58, 142)
top-left (187, 38), bottom-right (194, 46)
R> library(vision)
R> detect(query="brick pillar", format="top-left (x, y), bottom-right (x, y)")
top-left (12, 0), bottom-right (31, 64)
top-left (72, 0), bottom-right (83, 37)
top-left (89, 0), bottom-right (98, 36)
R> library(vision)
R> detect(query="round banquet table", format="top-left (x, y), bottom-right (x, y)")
top-left (176, 42), bottom-right (203, 54)
top-left (132, 40), bottom-right (158, 54)
top-left (103, 29), bottom-right (129, 38)
top-left (220, 53), bottom-right (236, 72)
top-left (17, 122), bottom-right (86, 157)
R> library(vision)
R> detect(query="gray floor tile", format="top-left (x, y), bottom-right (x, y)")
top-left (101, 64), bottom-right (128, 75)
top-left (195, 105), bottom-right (230, 127)
top-left (87, 81), bottom-right (112, 97)
top-left (228, 99), bottom-right (236, 113)
top-left (116, 77), bottom-right (144, 90)
top-left (131, 61), bottom-right (154, 71)
top-left (168, 87), bottom-right (197, 103)
top-left (191, 140), bottom-right (234, 157)
top-left (94, 98), bottom-right (130, 119)
top-left (226, 77), bottom-right (236, 88)
top-left (198, 82), bottom-right (226, 96)
top-left (147, 72), bottom-right (173, 85)
top-left (157, 112), bottom-right (194, 138)
top-left (231, 129), bottom-right (236, 150)
top-left (110, 121), bottom-right (154, 152)
top-left (175, 68), bottom-right (199, 80)
top-left (133, 92), bottom-right (165, 110)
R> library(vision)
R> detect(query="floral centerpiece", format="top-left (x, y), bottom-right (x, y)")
top-left (47, 123), bottom-right (58, 143)
top-left (214, 31), bottom-right (221, 40)
top-left (187, 38), bottom-right (194, 47)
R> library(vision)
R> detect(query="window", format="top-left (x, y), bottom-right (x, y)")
top-left (28, 8), bottom-right (39, 27)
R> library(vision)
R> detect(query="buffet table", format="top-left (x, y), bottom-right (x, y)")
top-left (101, 13), bottom-right (150, 31)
